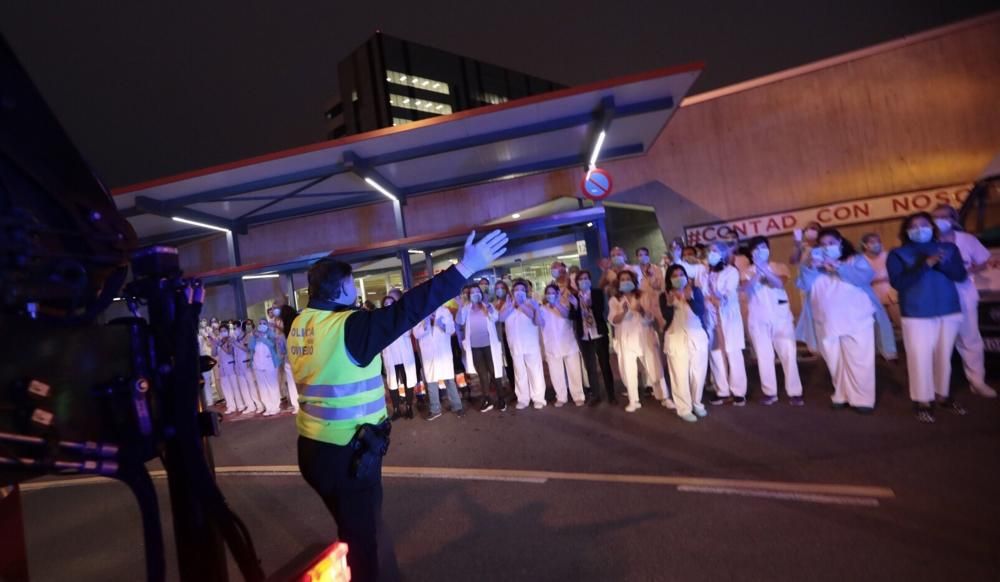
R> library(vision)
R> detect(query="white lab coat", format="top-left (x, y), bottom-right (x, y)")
top-left (742, 261), bottom-right (803, 398)
top-left (457, 304), bottom-right (505, 379)
top-left (608, 293), bottom-right (665, 405)
top-left (501, 300), bottom-right (547, 407)
top-left (952, 231), bottom-right (992, 392)
top-left (414, 306), bottom-right (457, 382)
top-left (663, 295), bottom-right (709, 417)
top-left (706, 265), bottom-right (748, 398)
top-left (383, 330), bottom-right (418, 391)
top-left (540, 304), bottom-right (585, 404)
top-left (810, 271), bottom-right (876, 408)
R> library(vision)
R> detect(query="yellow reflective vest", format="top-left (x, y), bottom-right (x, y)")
top-left (288, 308), bottom-right (386, 446)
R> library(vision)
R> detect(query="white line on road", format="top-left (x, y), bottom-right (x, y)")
top-left (676, 485), bottom-right (881, 507)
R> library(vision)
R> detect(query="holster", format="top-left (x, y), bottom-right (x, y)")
top-left (348, 420), bottom-right (392, 479)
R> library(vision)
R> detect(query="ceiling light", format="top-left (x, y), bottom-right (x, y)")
top-left (408, 249), bottom-right (424, 254)
top-left (172, 216), bottom-right (231, 233)
top-left (557, 254), bottom-right (580, 260)
top-left (589, 130), bottom-right (606, 168)
top-left (587, 222), bottom-right (594, 227)
top-left (511, 213), bottom-right (521, 219)
top-left (242, 273), bottom-right (280, 280)
top-left (364, 177), bottom-right (399, 202)
top-left (399, 75), bottom-right (407, 81)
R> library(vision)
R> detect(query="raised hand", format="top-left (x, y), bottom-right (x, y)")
top-left (460, 230), bottom-right (509, 274)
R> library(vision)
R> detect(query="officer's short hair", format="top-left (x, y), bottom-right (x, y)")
top-left (308, 257), bottom-right (352, 301)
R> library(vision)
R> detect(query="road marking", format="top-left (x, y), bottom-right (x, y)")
top-left (19, 465), bottom-right (894, 503)
top-left (677, 485), bottom-right (881, 507)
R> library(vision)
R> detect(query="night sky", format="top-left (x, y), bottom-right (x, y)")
top-left (1, 0), bottom-right (994, 189)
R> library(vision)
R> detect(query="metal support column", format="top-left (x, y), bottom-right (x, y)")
top-left (594, 202), bottom-right (611, 259)
top-left (392, 199), bottom-right (413, 289)
top-left (225, 232), bottom-right (248, 319)
top-left (424, 252), bottom-right (434, 279)
top-left (285, 273), bottom-right (298, 311)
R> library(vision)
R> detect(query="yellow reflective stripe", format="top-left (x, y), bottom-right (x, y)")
top-left (298, 386), bottom-right (384, 407)
top-left (302, 376), bottom-right (384, 398)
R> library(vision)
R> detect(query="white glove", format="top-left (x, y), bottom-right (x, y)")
top-left (457, 230), bottom-right (508, 277)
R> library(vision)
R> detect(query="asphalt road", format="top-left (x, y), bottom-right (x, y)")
top-left (16, 356), bottom-right (1000, 581)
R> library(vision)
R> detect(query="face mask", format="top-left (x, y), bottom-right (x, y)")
top-left (683, 255), bottom-right (697, 265)
top-left (211, 323), bottom-right (220, 330)
top-left (470, 293), bottom-right (482, 303)
top-left (514, 290), bottom-right (527, 303)
top-left (707, 251), bottom-right (722, 266)
top-left (546, 293), bottom-right (558, 304)
top-left (612, 255), bottom-right (625, 267)
top-left (271, 308), bottom-right (281, 317)
top-left (866, 242), bottom-right (882, 254)
top-left (619, 281), bottom-right (636, 294)
top-left (639, 255), bottom-right (650, 265)
top-left (479, 284), bottom-right (489, 293)
top-left (383, 300), bottom-right (394, 307)
top-left (671, 276), bottom-right (688, 289)
top-left (753, 247), bottom-right (770, 262)
top-left (495, 288), bottom-right (506, 298)
top-left (824, 243), bottom-right (842, 261)
top-left (257, 324), bottom-right (268, 333)
top-left (551, 269), bottom-right (562, 279)
top-left (908, 226), bottom-right (933, 244)
top-left (933, 218), bottom-right (953, 233)
top-left (579, 279), bottom-right (592, 291)
top-left (220, 331), bottom-right (229, 338)
top-left (804, 229), bottom-right (818, 241)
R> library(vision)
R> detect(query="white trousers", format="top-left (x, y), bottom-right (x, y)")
top-left (955, 294), bottom-right (988, 390)
top-left (618, 338), bottom-right (668, 402)
top-left (819, 324), bottom-right (876, 408)
top-left (255, 368), bottom-right (282, 414)
top-left (901, 314), bottom-right (962, 403)
top-left (546, 352), bottom-right (585, 404)
top-left (748, 314), bottom-right (802, 397)
top-left (512, 352), bottom-right (547, 407)
top-left (236, 370), bottom-right (263, 412)
top-left (279, 361), bottom-right (300, 412)
top-left (666, 330), bottom-right (709, 416)
top-left (202, 371), bottom-right (217, 406)
top-left (709, 348), bottom-right (747, 398)
top-left (219, 375), bottom-right (241, 413)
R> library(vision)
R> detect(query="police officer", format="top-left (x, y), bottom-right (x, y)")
top-left (288, 230), bottom-right (508, 582)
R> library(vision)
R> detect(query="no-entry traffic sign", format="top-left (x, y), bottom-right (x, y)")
top-left (581, 168), bottom-right (613, 201)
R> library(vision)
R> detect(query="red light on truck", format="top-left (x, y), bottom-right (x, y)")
top-left (299, 542), bottom-right (350, 582)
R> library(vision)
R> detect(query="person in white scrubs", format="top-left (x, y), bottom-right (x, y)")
top-left (636, 247), bottom-right (664, 295)
top-left (381, 294), bottom-right (419, 420)
top-left (214, 327), bottom-right (242, 414)
top-left (932, 204), bottom-right (996, 398)
top-left (247, 320), bottom-right (280, 416)
top-left (457, 285), bottom-right (507, 412)
top-left (540, 284), bottom-right (586, 406)
top-left (234, 321), bottom-right (265, 414)
top-left (270, 317), bottom-right (300, 414)
top-left (888, 212), bottom-right (969, 422)
top-left (608, 270), bottom-right (668, 412)
top-left (198, 319), bottom-right (219, 406)
top-left (660, 265), bottom-right (710, 422)
top-left (790, 221), bottom-right (821, 266)
top-left (800, 229), bottom-right (893, 413)
top-left (414, 305), bottom-right (465, 420)
top-left (498, 279), bottom-right (548, 410)
top-left (860, 233), bottom-right (901, 330)
top-left (599, 246), bottom-right (643, 293)
top-left (741, 236), bottom-right (804, 405)
top-left (704, 242), bottom-right (749, 406)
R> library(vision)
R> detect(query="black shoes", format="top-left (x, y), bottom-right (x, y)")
top-left (709, 395), bottom-right (733, 406)
top-left (480, 398), bottom-right (494, 413)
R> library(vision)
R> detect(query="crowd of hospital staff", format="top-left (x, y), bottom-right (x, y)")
top-left (202, 203), bottom-right (995, 425)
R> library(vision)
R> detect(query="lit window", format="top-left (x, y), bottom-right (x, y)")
top-left (386, 70), bottom-right (450, 95)
top-left (478, 92), bottom-right (508, 105)
top-left (389, 94), bottom-right (453, 115)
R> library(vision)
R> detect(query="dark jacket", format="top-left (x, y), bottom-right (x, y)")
top-left (887, 241), bottom-right (966, 318)
top-left (569, 287), bottom-right (610, 340)
top-left (659, 287), bottom-right (707, 331)
top-left (302, 265), bottom-right (468, 367)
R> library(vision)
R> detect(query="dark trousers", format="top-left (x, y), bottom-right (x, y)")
top-left (501, 330), bottom-right (516, 390)
top-left (298, 436), bottom-right (399, 582)
top-left (580, 335), bottom-right (616, 401)
top-left (471, 345), bottom-right (501, 402)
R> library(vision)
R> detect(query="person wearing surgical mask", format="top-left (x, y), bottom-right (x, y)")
top-left (198, 319), bottom-right (221, 406)
top-left (243, 320), bottom-right (276, 415)
top-left (270, 316), bottom-right (300, 414)
top-left (233, 320), bottom-right (265, 415)
top-left (539, 284), bottom-right (585, 407)
top-left (888, 212), bottom-right (969, 422)
top-left (635, 247), bottom-right (664, 295)
top-left (498, 279), bottom-right (547, 410)
top-left (598, 246), bottom-right (642, 294)
top-left (790, 221), bottom-right (822, 265)
top-left (477, 278), bottom-right (492, 302)
top-left (741, 236), bottom-right (804, 406)
top-left (930, 204), bottom-right (996, 398)
top-left (659, 265), bottom-right (710, 422)
top-left (861, 232), bottom-right (901, 330)
top-left (380, 294), bottom-right (420, 420)
top-left (673, 244), bottom-right (709, 291)
top-left (799, 229), bottom-right (896, 413)
top-left (493, 280), bottom-right (517, 394)
top-left (214, 325), bottom-right (246, 414)
top-left (704, 242), bottom-right (749, 407)
top-left (608, 270), bottom-right (669, 412)
top-left (571, 270), bottom-right (617, 405)
top-left (457, 285), bottom-right (506, 412)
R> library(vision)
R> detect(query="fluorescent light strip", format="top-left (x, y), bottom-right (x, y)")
top-left (556, 254), bottom-right (580, 260)
top-left (588, 130), bottom-right (606, 167)
top-left (364, 177), bottom-right (398, 202)
top-left (242, 273), bottom-right (280, 280)
top-left (172, 216), bottom-right (231, 233)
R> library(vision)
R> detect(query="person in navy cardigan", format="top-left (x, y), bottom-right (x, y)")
top-left (887, 211), bottom-right (968, 423)
top-left (569, 269), bottom-right (618, 405)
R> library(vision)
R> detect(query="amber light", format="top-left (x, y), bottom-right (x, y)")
top-left (300, 542), bottom-right (350, 582)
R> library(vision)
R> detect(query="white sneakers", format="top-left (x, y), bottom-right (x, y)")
top-left (971, 384), bottom-right (997, 398)
top-left (515, 402), bottom-right (530, 410)
top-left (625, 402), bottom-right (642, 413)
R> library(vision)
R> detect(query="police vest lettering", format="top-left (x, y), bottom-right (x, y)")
top-left (287, 309), bottom-right (386, 446)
